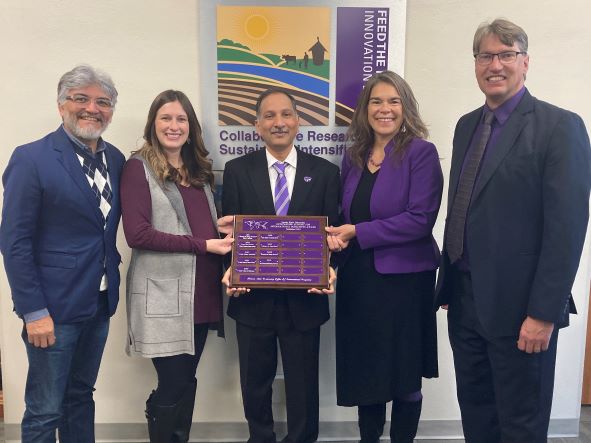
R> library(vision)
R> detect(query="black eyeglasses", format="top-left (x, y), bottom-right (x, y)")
top-left (65, 94), bottom-right (114, 110)
top-left (474, 51), bottom-right (527, 66)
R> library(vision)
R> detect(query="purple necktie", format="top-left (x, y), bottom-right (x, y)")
top-left (273, 162), bottom-right (290, 216)
top-left (446, 110), bottom-right (495, 263)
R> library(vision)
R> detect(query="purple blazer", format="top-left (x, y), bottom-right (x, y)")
top-left (340, 137), bottom-right (443, 274)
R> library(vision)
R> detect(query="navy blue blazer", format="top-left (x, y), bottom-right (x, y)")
top-left (1, 126), bottom-right (125, 323)
top-left (436, 90), bottom-right (591, 337)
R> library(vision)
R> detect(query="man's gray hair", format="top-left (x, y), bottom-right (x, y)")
top-left (57, 64), bottom-right (118, 107)
top-left (473, 18), bottom-right (528, 55)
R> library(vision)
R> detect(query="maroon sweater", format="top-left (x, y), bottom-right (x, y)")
top-left (121, 159), bottom-right (221, 324)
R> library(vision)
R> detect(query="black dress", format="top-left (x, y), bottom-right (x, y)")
top-left (335, 165), bottom-right (438, 407)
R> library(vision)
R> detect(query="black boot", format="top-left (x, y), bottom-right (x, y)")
top-left (390, 398), bottom-right (422, 443)
top-left (145, 390), bottom-right (177, 442)
top-left (145, 379), bottom-right (197, 443)
top-left (172, 378), bottom-right (197, 442)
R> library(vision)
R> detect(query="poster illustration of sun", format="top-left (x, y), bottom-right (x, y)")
top-left (217, 6), bottom-right (331, 126)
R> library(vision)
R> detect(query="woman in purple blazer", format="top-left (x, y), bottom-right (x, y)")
top-left (326, 71), bottom-right (443, 443)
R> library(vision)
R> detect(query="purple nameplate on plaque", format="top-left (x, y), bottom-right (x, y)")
top-left (281, 259), bottom-right (301, 266)
top-left (230, 215), bottom-right (329, 289)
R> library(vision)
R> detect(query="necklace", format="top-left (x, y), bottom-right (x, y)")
top-left (368, 149), bottom-right (383, 168)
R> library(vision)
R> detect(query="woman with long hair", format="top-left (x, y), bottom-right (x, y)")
top-left (121, 90), bottom-right (232, 442)
top-left (326, 71), bottom-right (443, 442)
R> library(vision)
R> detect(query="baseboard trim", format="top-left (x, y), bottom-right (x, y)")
top-left (4, 418), bottom-right (580, 442)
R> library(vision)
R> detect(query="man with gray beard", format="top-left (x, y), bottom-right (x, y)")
top-left (0, 65), bottom-right (125, 442)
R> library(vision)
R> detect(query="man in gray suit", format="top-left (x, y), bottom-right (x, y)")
top-left (436, 19), bottom-right (591, 442)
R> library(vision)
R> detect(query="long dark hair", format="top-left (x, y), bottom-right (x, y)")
top-left (136, 90), bottom-right (213, 187)
top-left (347, 70), bottom-right (428, 169)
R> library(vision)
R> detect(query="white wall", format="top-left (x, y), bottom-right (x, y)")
top-left (0, 0), bottom-right (589, 437)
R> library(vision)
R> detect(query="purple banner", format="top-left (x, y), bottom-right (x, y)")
top-left (335, 7), bottom-right (389, 125)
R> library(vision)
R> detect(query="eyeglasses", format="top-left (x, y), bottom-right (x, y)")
top-left (65, 94), bottom-right (114, 110)
top-left (474, 51), bottom-right (527, 66)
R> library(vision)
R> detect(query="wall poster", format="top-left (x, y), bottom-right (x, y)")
top-left (198, 0), bottom-right (406, 190)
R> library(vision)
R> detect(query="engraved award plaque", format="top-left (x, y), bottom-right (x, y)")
top-left (230, 215), bottom-right (329, 289)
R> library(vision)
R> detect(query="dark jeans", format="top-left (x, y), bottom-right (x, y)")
top-left (21, 294), bottom-right (110, 443)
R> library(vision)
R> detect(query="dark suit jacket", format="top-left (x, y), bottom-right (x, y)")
top-left (436, 90), bottom-right (591, 337)
top-left (222, 148), bottom-right (340, 331)
top-left (0, 126), bottom-right (125, 323)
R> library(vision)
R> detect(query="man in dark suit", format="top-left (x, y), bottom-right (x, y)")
top-left (0, 65), bottom-right (125, 442)
top-left (436, 18), bottom-right (591, 442)
top-left (221, 88), bottom-right (340, 443)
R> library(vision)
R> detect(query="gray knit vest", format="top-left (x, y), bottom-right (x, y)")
top-left (125, 155), bottom-right (217, 358)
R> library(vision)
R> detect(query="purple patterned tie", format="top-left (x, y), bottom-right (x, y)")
top-left (446, 110), bottom-right (495, 263)
top-left (273, 162), bottom-right (290, 215)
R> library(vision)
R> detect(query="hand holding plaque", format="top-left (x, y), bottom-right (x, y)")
top-left (229, 215), bottom-right (330, 289)
top-left (307, 266), bottom-right (336, 295)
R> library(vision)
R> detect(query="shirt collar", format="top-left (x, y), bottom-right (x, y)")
top-left (484, 86), bottom-right (526, 125)
top-left (266, 146), bottom-right (298, 169)
top-left (62, 124), bottom-right (107, 156)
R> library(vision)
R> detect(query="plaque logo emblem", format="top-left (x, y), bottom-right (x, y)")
top-left (245, 220), bottom-right (269, 230)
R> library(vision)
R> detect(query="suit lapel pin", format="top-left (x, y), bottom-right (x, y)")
top-left (304, 176), bottom-right (312, 182)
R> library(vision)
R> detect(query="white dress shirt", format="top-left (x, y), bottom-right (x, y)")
top-left (266, 146), bottom-right (298, 201)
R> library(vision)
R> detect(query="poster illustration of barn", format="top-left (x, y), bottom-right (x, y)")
top-left (217, 6), bottom-right (331, 126)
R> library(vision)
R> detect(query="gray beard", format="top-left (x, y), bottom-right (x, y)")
top-left (64, 114), bottom-right (109, 142)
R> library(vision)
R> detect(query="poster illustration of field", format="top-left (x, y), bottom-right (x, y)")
top-left (217, 6), bottom-right (331, 126)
